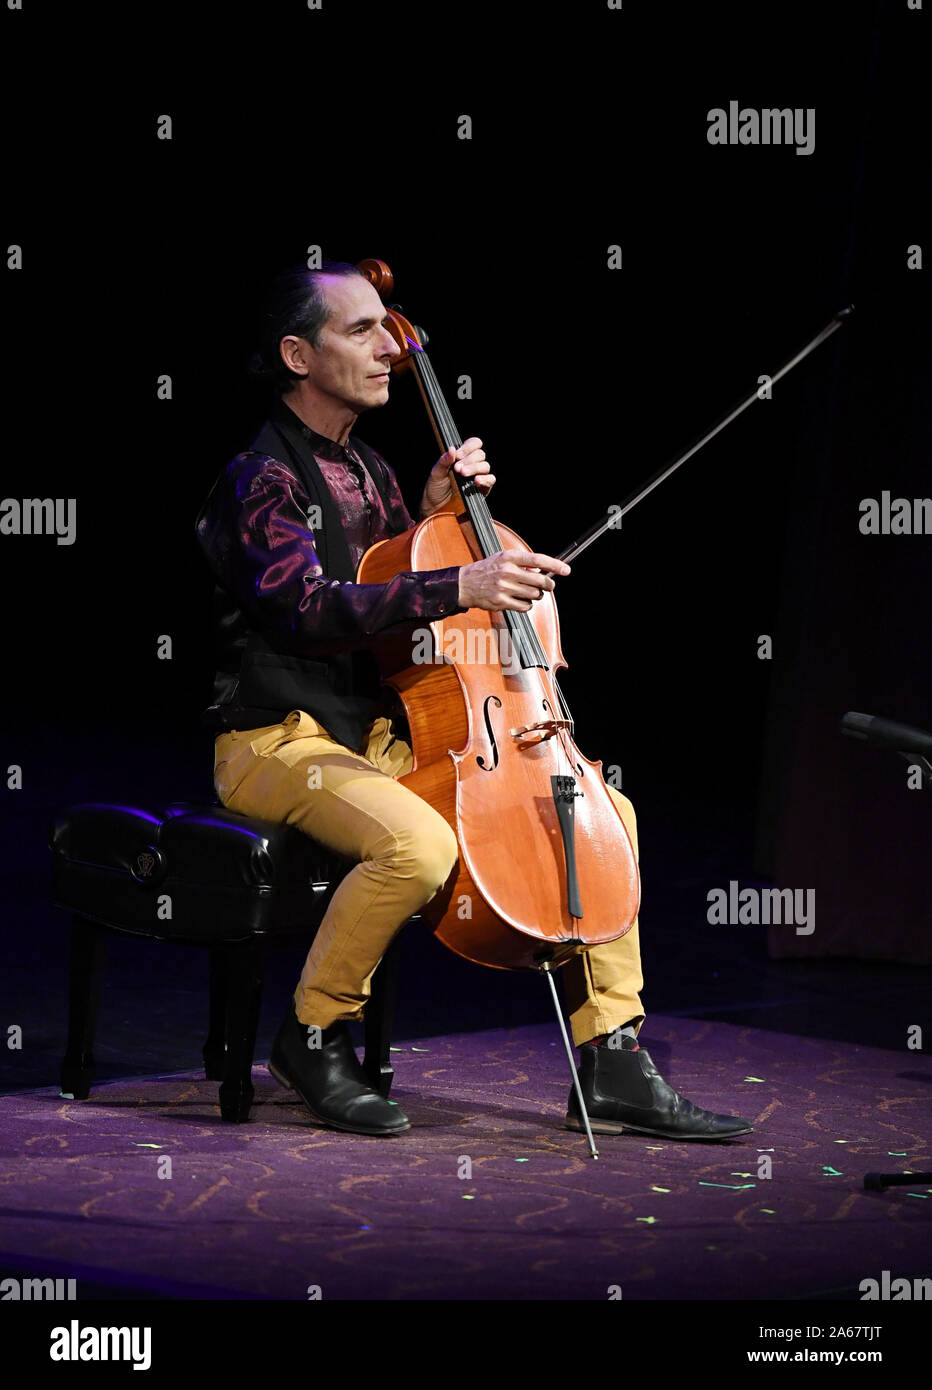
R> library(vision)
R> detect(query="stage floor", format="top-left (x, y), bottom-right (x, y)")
top-left (1, 1017), bottom-right (929, 1301)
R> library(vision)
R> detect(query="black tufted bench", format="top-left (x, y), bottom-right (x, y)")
top-left (49, 801), bottom-right (404, 1122)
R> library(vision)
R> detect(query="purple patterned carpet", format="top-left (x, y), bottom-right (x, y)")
top-left (1, 1017), bottom-right (929, 1300)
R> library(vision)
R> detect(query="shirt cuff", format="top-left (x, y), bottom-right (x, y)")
top-left (417, 566), bottom-right (465, 618)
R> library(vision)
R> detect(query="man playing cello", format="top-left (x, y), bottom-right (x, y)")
top-left (195, 260), bottom-right (753, 1143)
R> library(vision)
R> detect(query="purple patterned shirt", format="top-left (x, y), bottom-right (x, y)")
top-left (195, 415), bottom-right (464, 659)
top-left (318, 442), bottom-right (401, 572)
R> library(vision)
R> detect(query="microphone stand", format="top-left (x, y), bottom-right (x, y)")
top-left (840, 712), bottom-right (932, 1192)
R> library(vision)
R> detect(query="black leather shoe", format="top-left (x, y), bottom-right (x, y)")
top-left (566, 1040), bottom-right (754, 1141)
top-left (268, 1009), bottom-right (410, 1136)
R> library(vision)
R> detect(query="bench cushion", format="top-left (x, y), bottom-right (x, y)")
top-left (49, 801), bottom-right (353, 944)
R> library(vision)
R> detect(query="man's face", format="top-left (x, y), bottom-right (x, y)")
top-left (293, 273), bottom-right (401, 413)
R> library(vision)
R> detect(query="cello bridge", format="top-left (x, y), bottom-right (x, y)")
top-left (509, 718), bottom-right (571, 747)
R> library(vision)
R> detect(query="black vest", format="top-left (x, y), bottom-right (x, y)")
top-left (200, 402), bottom-right (397, 752)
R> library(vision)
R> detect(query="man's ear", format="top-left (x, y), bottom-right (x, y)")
top-left (280, 334), bottom-right (310, 380)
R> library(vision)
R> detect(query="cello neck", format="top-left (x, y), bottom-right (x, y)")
top-left (407, 339), bottom-right (549, 672)
top-left (408, 343), bottom-right (502, 562)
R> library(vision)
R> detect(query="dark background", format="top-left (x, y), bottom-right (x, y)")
top-left (2, 0), bottom-right (929, 1091)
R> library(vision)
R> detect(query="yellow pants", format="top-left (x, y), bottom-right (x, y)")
top-left (213, 710), bottom-right (645, 1047)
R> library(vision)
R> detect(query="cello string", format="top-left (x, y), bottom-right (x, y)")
top-left (415, 350), bottom-right (502, 553)
top-left (414, 345), bottom-right (549, 669)
top-left (417, 331), bottom-right (592, 805)
top-left (416, 350), bottom-right (509, 566)
top-left (407, 341), bottom-right (461, 459)
top-left (414, 351), bottom-right (460, 451)
top-left (414, 339), bottom-right (576, 763)
top-left (416, 357), bottom-right (508, 576)
top-left (553, 673), bottom-right (574, 731)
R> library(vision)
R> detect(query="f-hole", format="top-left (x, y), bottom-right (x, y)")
top-left (476, 695), bottom-right (502, 771)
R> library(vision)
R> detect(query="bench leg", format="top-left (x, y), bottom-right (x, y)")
top-left (203, 948), bottom-right (228, 1081)
top-left (60, 914), bottom-right (109, 1100)
top-left (219, 939), bottom-right (266, 1122)
top-left (363, 931), bottom-right (403, 1096)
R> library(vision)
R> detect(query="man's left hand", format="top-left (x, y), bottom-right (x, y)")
top-left (419, 437), bottom-right (495, 518)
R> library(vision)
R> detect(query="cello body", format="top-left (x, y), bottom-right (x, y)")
top-left (357, 505), bottom-right (641, 971)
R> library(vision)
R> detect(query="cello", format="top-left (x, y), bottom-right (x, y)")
top-left (354, 262), bottom-right (853, 1155)
top-left (355, 260), bottom-right (640, 1153)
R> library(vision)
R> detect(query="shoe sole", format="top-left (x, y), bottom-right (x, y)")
top-left (565, 1116), bottom-right (754, 1140)
top-left (268, 1060), bottom-right (411, 1137)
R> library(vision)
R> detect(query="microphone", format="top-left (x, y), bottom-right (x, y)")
top-left (840, 711), bottom-right (932, 758)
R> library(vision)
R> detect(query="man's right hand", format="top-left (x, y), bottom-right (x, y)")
top-left (457, 549), bottom-right (571, 612)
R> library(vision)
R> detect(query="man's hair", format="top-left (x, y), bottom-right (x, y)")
top-left (249, 260), bottom-right (367, 394)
